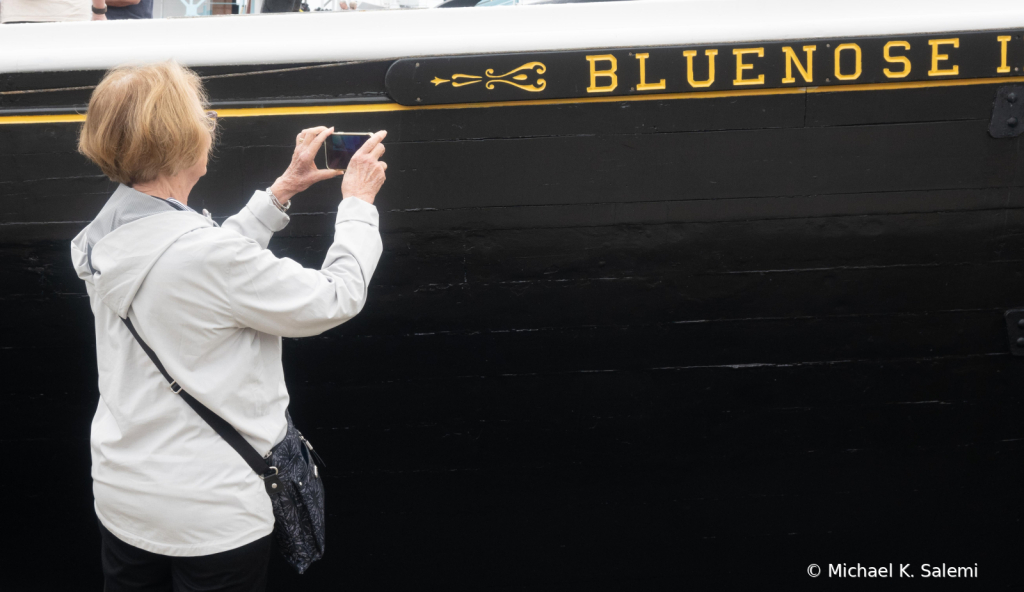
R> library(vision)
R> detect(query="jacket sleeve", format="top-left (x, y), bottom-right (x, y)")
top-left (221, 191), bottom-right (290, 249)
top-left (224, 197), bottom-right (383, 337)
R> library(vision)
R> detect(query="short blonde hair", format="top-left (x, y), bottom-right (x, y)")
top-left (79, 61), bottom-right (215, 186)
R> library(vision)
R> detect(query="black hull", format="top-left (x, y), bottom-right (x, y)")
top-left (2, 55), bottom-right (1023, 589)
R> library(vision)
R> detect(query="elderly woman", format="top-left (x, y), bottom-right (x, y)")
top-left (70, 61), bottom-right (386, 590)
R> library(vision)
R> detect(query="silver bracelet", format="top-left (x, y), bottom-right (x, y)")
top-left (266, 187), bottom-right (290, 212)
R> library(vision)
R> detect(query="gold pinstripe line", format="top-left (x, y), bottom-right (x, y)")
top-left (2, 75), bottom-right (1023, 125)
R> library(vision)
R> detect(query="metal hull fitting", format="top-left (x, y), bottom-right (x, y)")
top-left (2, 2), bottom-right (1024, 589)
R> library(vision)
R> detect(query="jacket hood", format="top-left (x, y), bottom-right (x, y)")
top-left (72, 211), bottom-right (214, 319)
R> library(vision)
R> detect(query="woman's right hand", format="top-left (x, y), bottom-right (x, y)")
top-left (341, 130), bottom-right (388, 205)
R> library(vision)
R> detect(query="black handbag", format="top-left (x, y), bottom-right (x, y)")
top-left (120, 316), bottom-right (326, 574)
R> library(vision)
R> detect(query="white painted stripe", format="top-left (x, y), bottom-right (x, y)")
top-left (1, 0), bottom-right (1023, 74)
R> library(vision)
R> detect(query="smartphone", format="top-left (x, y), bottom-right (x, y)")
top-left (324, 132), bottom-right (373, 172)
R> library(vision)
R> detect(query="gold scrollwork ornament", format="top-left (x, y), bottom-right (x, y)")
top-left (430, 62), bottom-right (546, 92)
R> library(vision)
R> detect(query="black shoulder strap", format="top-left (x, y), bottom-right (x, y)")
top-left (120, 315), bottom-right (274, 479)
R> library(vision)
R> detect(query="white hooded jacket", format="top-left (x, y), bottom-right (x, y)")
top-left (70, 185), bottom-right (383, 556)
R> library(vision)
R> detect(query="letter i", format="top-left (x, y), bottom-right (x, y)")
top-left (997, 36), bottom-right (1011, 73)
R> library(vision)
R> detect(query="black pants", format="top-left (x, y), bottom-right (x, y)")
top-left (99, 521), bottom-right (272, 592)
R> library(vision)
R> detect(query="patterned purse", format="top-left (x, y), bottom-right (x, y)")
top-left (121, 316), bottom-right (326, 574)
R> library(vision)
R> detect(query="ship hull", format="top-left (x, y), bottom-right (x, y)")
top-left (2, 43), bottom-right (1023, 588)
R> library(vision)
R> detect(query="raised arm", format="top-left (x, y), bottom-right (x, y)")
top-left (225, 130), bottom-right (388, 336)
top-left (223, 126), bottom-right (345, 248)
top-left (223, 199), bottom-right (381, 337)
top-left (221, 190), bottom-right (291, 249)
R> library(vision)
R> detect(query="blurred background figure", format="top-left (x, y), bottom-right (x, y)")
top-left (107, 0), bottom-right (153, 19)
top-left (1, 0), bottom-right (106, 22)
top-left (260, 0), bottom-right (299, 11)
top-left (261, 0), bottom-right (355, 12)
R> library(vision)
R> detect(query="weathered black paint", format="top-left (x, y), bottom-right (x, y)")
top-left (2, 48), bottom-right (1023, 590)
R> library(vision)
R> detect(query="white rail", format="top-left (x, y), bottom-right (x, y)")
top-left (2, 0), bottom-right (1024, 73)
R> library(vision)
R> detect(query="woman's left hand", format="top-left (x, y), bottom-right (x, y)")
top-left (269, 126), bottom-right (342, 204)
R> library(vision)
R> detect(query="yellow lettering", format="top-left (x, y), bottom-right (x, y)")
top-left (997, 35), bottom-right (1012, 74)
top-left (682, 49), bottom-right (717, 88)
top-left (928, 38), bottom-right (959, 76)
top-left (883, 41), bottom-right (911, 78)
top-left (635, 53), bottom-right (666, 91)
top-left (834, 43), bottom-right (862, 81)
top-left (733, 48), bottom-right (765, 86)
top-left (781, 45), bottom-right (815, 84)
top-left (585, 54), bottom-right (618, 93)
